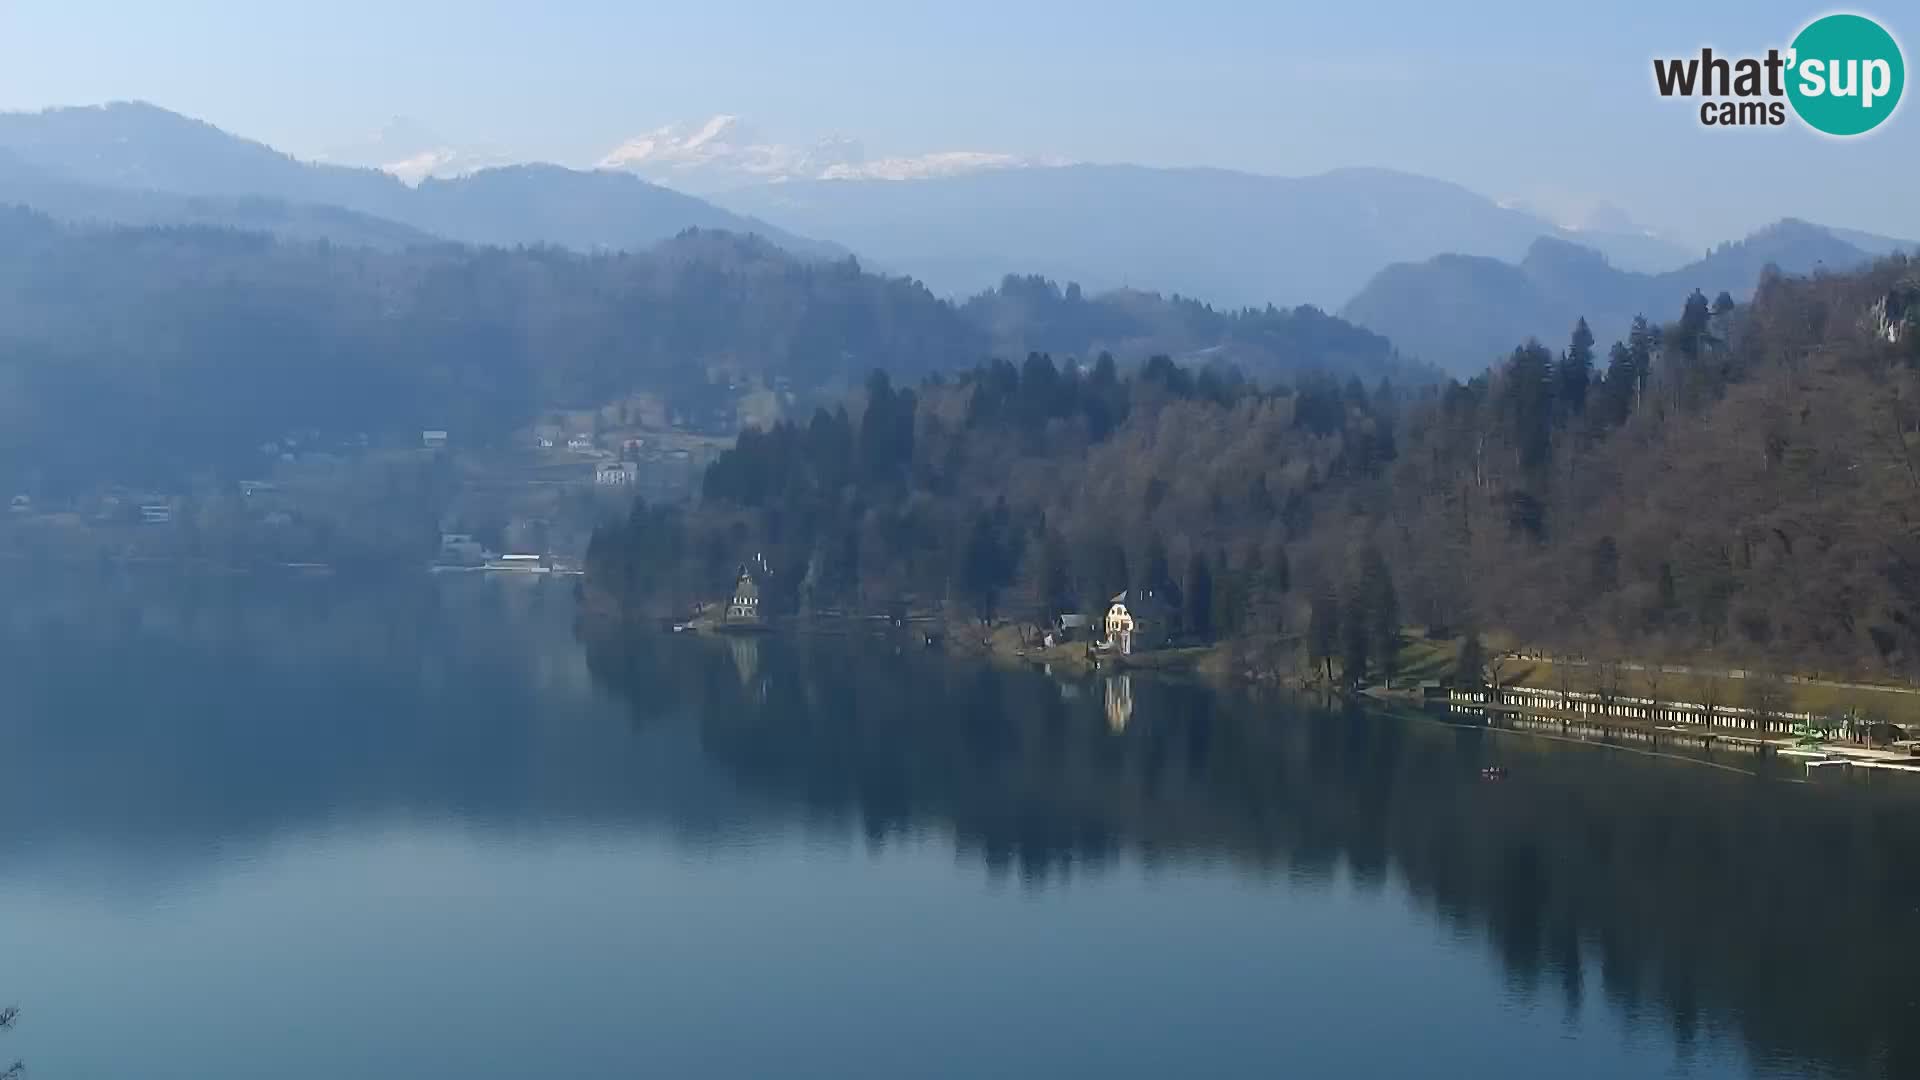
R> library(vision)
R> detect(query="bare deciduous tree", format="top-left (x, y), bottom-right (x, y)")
top-left (1, 1005), bottom-right (21, 1080)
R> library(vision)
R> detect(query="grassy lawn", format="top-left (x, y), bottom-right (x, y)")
top-left (1504, 657), bottom-right (1920, 725)
top-left (1393, 630), bottom-right (1462, 683)
top-left (1385, 626), bottom-right (1920, 724)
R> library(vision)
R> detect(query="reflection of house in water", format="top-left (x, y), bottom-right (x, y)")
top-left (726, 634), bottom-right (767, 703)
top-left (1104, 674), bottom-right (1134, 733)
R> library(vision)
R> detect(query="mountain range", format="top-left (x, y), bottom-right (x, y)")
top-left (0, 101), bottom-right (1913, 386)
top-left (1341, 219), bottom-right (1916, 375)
top-left (713, 164), bottom-right (1720, 310)
top-left (315, 112), bottom-right (1056, 192)
top-left (0, 103), bottom-right (833, 256)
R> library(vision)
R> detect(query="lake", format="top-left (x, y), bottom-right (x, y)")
top-left (2, 571), bottom-right (1917, 1079)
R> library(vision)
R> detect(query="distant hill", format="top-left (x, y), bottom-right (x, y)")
top-left (0, 102), bottom-right (834, 256)
top-left (0, 146), bottom-right (435, 249)
top-left (1340, 220), bottom-right (1884, 375)
top-left (715, 164), bottom-right (1699, 310)
top-left (0, 211), bottom-right (1415, 492)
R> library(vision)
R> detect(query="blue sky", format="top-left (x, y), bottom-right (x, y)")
top-left (0, 0), bottom-right (1914, 245)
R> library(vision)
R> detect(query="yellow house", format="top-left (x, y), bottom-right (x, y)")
top-left (1105, 591), bottom-right (1137, 655)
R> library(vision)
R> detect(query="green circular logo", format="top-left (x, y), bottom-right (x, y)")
top-left (1787, 14), bottom-right (1905, 136)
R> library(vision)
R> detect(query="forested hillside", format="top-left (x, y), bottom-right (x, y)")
top-left (0, 209), bottom-right (1413, 492)
top-left (590, 257), bottom-right (1920, 682)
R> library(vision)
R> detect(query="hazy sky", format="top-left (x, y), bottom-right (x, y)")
top-left (0, 0), bottom-right (1914, 245)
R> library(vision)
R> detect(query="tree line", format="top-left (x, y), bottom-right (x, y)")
top-left (0, 209), bottom-right (1418, 496)
top-left (591, 255), bottom-right (1920, 684)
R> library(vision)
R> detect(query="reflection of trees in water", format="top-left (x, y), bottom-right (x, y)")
top-left (583, 629), bottom-right (1920, 1080)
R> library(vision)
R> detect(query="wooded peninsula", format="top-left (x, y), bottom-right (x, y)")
top-left (587, 257), bottom-right (1920, 708)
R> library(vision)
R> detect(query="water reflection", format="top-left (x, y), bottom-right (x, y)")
top-left (1104, 674), bottom-right (1133, 733)
top-left (581, 627), bottom-right (1920, 1080)
top-left (1, 572), bottom-right (1916, 1079)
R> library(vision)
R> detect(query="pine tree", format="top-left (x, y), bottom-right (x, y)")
top-left (1591, 535), bottom-right (1620, 593)
top-left (1340, 572), bottom-right (1371, 688)
top-left (1627, 316), bottom-right (1656, 407)
top-left (1457, 629), bottom-right (1486, 687)
top-left (1601, 341), bottom-right (1636, 426)
top-left (1502, 341), bottom-right (1556, 469)
top-left (1561, 317), bottom-right (1595, 417)
top-left (1184, 552), bottom-right (1215, 641)
top-left (1678, 289), bottom-right (1712, 360)
top-left (1141, 535), bottom-right (1172, 596)
top-left (1308, 579), bottom-right (1340, 683)
top-left (1360, 546), bottom-right (1400, 685)
top-left (959, 509), bottom-right (1005, 619)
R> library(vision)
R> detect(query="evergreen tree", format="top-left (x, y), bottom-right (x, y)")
top-left (1308, 579), bottom-right (1340, 683)
top-left (1601, 341), bottom-right (1636, 427)
top-left (1501, 341), bottom-right (1556, 469)
top-left (1340, 572), bottom-right (1371, 688)
top-left (1627, 316), bottom-right (1657, 406)
top-left (1591, 536), bottom-right (1620, 593)
top-left (1678, 289), bottom-right (1713, 360)
top-left (1210, 553), bottom-right (1246, 638)
top-left (1360, 546), bottom-right (1400, 685)
top-left (1561, 317), bottom-right (1595, 417)
top-left (1457, 629), bottom-right (1486, 687)
top-left (1141, 535), bottom-right (1172, 596)
top-left (959, 508), bottom-right (1007, 619)
top-left (1184, 552), bottom-right (1215, 641)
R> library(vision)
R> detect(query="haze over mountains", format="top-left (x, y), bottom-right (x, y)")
top-left (0, 102), bottom-right (832, 256)
top-left (1343, 220), bottom-right (1916, 375)
top-left (0, 101), bottom-right (1911, 386)
top-left (716, 164), bottom-right (1712, 310)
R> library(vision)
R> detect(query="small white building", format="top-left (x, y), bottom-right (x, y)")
top-left (595, 461), bottom-right (638, 485)
top-left (567, 434), bottom-right (595, 453)
top-left (422, 430), bottom-right (449, 450)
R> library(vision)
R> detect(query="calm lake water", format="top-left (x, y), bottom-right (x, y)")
top-left (3, 571), bottom-right (1918, 1079)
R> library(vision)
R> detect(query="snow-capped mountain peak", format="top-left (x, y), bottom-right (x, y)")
top-left (596, 114), bottom-right (1054, 192)
top-left (315, 116), bottom-right (518, 185)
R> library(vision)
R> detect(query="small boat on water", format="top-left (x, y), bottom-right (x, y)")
top-left (1480, 766), bottom-right (1509, 781)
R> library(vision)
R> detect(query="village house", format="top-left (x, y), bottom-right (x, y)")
top-left (421, 430), bottom-right (449, 450)
top-left (567, 434), bottom-right (595, 453)
top-left (721, 565), bottom-right (769, 631)
top-left (595, 461), bottom-right (638, 485)
top-left (1102, 590), bottom-right (1171, 655)
top-left (1042, 612), bottom-right (1090, 647)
